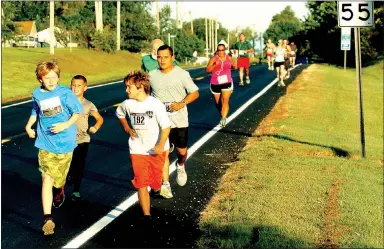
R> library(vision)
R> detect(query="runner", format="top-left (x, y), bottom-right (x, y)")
top-left (289, 41), bottom-right (297, 68)
top-left (283, 39), bottom-right (292, 79)
top-left (141, 38), bottom-right (177, 73)
top-left (206, 43), bottom-right (237, 127)
top-left (232, 33), bottom-right (254, 86)
top-left (149, 44), bottom-right (199, 198)
top-left (25, 61), bottom-right (83, 235)
top-left (116, 71), bottom-right (172, 219)
top-left (66, 75), bottom-right (104, 201)
top-left (274, 40), bottom-right (286, 87)
top-left (265, 39), bottom-right (276, 70)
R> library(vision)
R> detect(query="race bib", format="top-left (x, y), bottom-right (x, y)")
top-left (239, 50), bottom-right (245, 55)
top-left (164, 102), bottom-right (177, 116)
top-left (218, 74), bottom-right (229, 84)
top-left (40, 96), bottom-right (63, 117)
top-left (132, 113), bottom-right (148, 130)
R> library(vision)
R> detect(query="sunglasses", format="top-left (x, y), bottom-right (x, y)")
top-left (217, 49), bottom-right (225, 52)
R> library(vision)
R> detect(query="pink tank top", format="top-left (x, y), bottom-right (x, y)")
top-left (210, 55), bottom-right (233, 85)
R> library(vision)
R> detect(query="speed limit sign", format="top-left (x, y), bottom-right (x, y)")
top-left (338, 2), bottom-right (374, 27)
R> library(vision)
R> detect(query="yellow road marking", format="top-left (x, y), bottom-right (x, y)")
top-left (193, 76), bottom-right (205, 81)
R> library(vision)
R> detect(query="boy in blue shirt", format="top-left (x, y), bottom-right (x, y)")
top-left (25, 61), bottom-right (83, 236)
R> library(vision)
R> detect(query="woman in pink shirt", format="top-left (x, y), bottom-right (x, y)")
top-left (206, 44), bottom-right (237, 127)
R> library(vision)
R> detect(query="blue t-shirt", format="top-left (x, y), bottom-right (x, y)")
top-left (31, 84), bottom-right (83, 154)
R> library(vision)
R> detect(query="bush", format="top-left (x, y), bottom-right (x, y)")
top-left (89, 26), bottom-right (117, 53)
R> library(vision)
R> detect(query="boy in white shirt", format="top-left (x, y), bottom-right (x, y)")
top-left (116, 71), bottom-right (172, 219)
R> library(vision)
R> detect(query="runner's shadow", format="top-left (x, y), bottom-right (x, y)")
top-left (255, 134), bottom-right (350, 158)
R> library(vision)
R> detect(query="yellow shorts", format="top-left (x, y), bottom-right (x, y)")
top-left (38, 149), bottom-right (73, 188)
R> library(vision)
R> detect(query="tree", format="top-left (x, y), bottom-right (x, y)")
top-left (263, 5), bottom-right (301, 43)
top-left (1, 2), bottom-right (21, 46)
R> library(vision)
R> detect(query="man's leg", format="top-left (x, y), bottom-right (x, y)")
top-left (238, 67), bottom-right (244, 85)
top-left (138, 187), bottom-right (150, 215)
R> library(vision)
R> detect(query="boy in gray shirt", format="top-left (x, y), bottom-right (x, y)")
top-left (66, 75), bottom-right (104, 201)
top-left (149, 45), bottom-right (199, 198)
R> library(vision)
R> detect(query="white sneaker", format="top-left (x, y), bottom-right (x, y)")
top-left (245, 77), bottom-right (251, 84)
top-left (176, 163), bottom-right (187, 186)
top-left (160, 182), bottom-right (173, 198)
top-left (169, 143), bottom-right (175, 153)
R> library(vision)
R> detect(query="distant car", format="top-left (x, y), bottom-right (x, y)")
top-left (194, 56), bottom-right (209, 65)
top-left (12, 35), bottom-right (38, 48)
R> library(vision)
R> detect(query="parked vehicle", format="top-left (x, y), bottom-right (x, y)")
top-left (12, 35), bottom-right (38, 48)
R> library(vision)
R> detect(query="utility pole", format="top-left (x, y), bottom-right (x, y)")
top-left (211, 18), bottom-right (214, 53)
top-left (190, 11), bottom-right (193, 34)
top-left (156, 0), bottom-right (160, 35)
top-left (205, 18), bottom-right (208, 58)
top-left (95, 0), bottom-right (103, 32)
top-left (214, 19), bottom-right (218, 51)
top-left (49, 0), bottom-right (54, 55)
top-left (208, 18), bottom-right (211, 53)
top-left (117, 0), bottom-right (120, 50)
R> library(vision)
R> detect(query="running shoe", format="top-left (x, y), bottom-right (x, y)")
top-left (220, 119), bottom-right (227, 127)
top-left (245, 77), bottom-right (251, 84)
top-left (239, 81), bottom-right (244, 86)
top-left (160, 182), bottom-right (173, 199)
top-left (176, 163), bottom-right (187, 186)
top-left (53, 187), bottom-right (65, 208)
top-left (169, 143), bottom-right (175, 153)
top-left (71, 192), bottom-right (83, 202)
top-left (42, 218), bottom-right (55, 235)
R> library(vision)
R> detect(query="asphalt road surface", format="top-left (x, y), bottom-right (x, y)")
top-left (1, 62), bottom-right (306, 248)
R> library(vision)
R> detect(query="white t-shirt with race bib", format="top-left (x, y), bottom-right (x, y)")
top-left (116, 96), bottom-right (172, 155)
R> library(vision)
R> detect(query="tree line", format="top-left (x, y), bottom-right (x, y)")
top-left (263, 1), bottom-right (383, 66)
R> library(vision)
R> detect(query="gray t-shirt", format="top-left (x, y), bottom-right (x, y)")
top-left (149, 66), bottom-right (199, 128)
top-left (76, 98), bottom-right (98, 144)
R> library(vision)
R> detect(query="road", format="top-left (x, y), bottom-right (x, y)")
top-left (1, 63), bottom-right (305, 248)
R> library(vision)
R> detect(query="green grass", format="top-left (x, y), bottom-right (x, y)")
top-left (1, 47), bottom-right (203, 103)
top-left (1, 47), bottom-right (142, 102)
top-left (197, 61), bottom-right (383, 248)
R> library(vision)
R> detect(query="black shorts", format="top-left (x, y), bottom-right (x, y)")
top-left (210, 83), bottom-right (233, 94)
top-left (274, 61), bottom-right (284, 67)
top-left (170, 127), bottom-right (188, 149)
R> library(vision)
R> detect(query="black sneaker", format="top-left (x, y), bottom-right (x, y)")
top-left (53, 187), bottom-right (65, 208)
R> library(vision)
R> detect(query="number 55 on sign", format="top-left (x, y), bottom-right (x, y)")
top-left (338, 2), bottom-right (374, 27)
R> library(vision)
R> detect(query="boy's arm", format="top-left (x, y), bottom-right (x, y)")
top-left (25, 115), bottom-right (37, 138)
top-left (152, 127), bottom-right (171, 154)
top-left (51, 113), bottom-right (80, 134)
top-left (118, 117), bottom-right (137, 139)
top-left (89, 111), bottom-right (104, 134)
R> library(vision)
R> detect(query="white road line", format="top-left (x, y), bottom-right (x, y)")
top-left (1, 67), bottom-right (208, 109)
top-left (62, 64), bottom-right (302, 248)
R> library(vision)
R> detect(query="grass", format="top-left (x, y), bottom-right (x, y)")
top-left (197, 61), bottom-right (383, 248)
top-left (1, 47), bottom-right (142, 103)
top-left (1, 47), bottom-right (203, 103)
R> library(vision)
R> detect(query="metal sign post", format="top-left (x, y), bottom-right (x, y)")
top-left (338, 1), bottom-right (374, 158)
top-left (340, 27), bottom-right (351, 71)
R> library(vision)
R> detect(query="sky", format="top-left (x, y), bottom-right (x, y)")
top-left (151, 1), bottom-right (309, 33)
